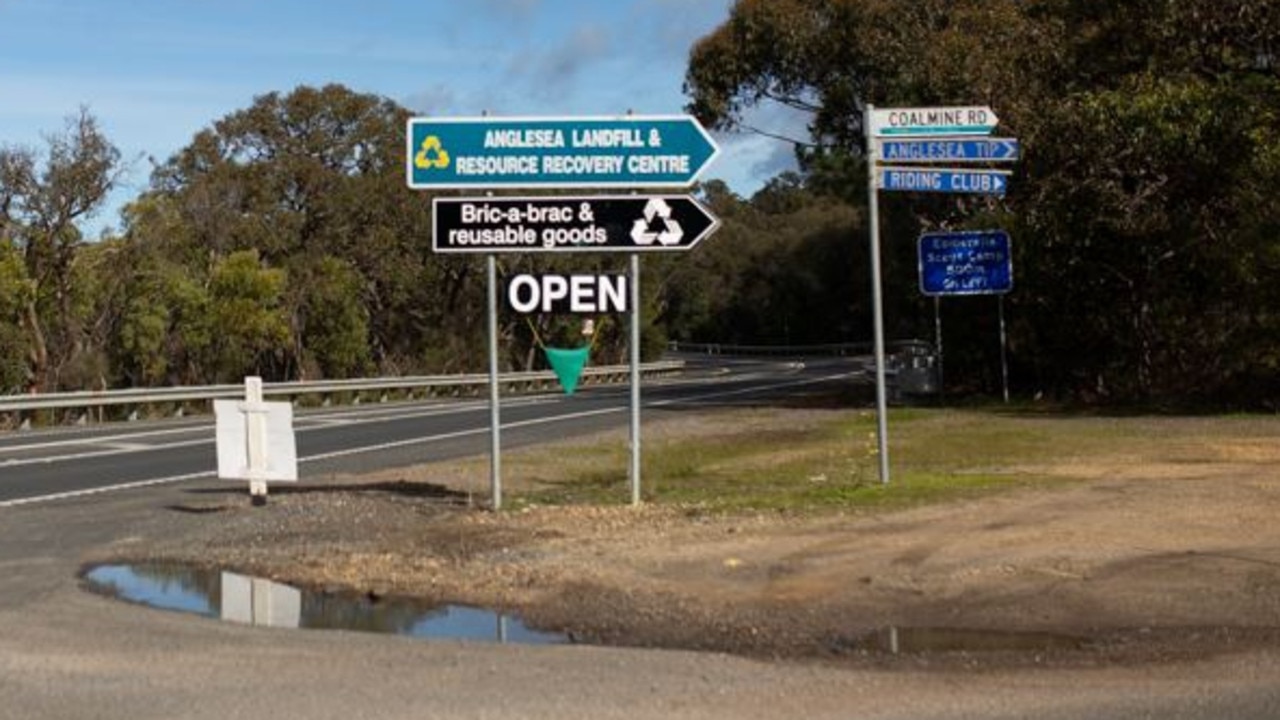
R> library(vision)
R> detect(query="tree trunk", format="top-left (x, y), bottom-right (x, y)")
top-left (22, 300), bottom-right (47, 393)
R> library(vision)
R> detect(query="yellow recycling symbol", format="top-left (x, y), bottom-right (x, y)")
top-left (414, 135), bottom-right (450, 170)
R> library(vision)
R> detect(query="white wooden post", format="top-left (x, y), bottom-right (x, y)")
top-left (240, 376), bottom-right (270, 502)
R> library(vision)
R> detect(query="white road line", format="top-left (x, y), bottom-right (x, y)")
top-left (0, 471), bottom-right (215, 508)
top-left (298, 372), bottom-right (855, 466)
top-left (0, 424), bottom-right (216, 453)
top-left (0, 396), bottom-right (560, 463)
top-left (0, 372), bottom-right (854, 509)
top-left (101, 443), bottom-right (154, 451)
top-left (0, 438), bottom-right (213, 468)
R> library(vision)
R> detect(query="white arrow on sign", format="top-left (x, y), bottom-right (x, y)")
top-left (871, 106), bottom-right (998, 137)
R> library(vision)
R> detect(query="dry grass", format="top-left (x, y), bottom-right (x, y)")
top-left (335, 406), bottom-right (1280, 513)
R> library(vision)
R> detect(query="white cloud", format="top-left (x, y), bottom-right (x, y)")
top-left (402, 85), bottom-right (457, 115)
top-left (507, 23), bottom-right (613, 103)
top-left (633, 0), bottom-right (731, 54)
top-left (699, 99), bottom-right (811, 196)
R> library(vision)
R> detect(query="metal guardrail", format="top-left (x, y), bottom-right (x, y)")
top-left (0, 361), bottom-right (685, 415)
top-left (668, 341), bottom-right (872, 356)
top-left (668, 339), bottom-right (933, 358)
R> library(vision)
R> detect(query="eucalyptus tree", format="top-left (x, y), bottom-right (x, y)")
top-left (686, 0), bottom-right (1280, 403)
top-left (0, 108), bottom-right (121, 392)
top-left (136, 84), bottom-right (474, 379)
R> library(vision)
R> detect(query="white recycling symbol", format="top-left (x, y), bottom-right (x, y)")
top-left (630, 198), bottom-right (684, 246)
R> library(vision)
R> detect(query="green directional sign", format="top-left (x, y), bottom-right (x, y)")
top-left (407, 115), bottom-right (719, 189)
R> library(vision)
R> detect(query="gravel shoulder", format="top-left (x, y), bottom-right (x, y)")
top-left (88, 408), bottom-right (1280, 670)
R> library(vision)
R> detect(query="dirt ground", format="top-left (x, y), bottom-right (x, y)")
top-left (97, 408), bottom-right (1280, 670)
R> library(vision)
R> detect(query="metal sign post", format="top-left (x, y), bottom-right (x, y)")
top-left (629, 253), bottom-right (641, 505)
top-left (865, 104), bottom-right (891, 485)
top-left (487, 255), bottom-right (502, 509)
top-left (934, 296), bottom-right (945, 400)
top-left (865, 104), bottom-right (1018, 484)
top-left (998, 295), bottom-right (1010, 404)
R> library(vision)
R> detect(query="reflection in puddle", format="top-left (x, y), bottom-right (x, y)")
top-left (83, 563), bottom-right (568, 645)
top-left (859, 626), bottom-right (1084, 654)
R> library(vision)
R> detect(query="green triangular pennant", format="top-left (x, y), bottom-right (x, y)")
top-left (544, 346), bottom-right (591, 395)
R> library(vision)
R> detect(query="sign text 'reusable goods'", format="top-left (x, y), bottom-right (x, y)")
top-left (432, 195), bottom-right (719, 253)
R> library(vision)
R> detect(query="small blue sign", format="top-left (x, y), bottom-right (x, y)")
top-left (918, 230), bottom-right (1012, 296)
top-left (878, 167), bottom-right (1011, 196)
top-left (406, 115), bottom-right (719, 189)
top-left (877, 138), bottom-right (1020, 163)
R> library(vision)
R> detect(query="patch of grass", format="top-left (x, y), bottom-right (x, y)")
top-left (504, 406), bottom-right (1280, 515)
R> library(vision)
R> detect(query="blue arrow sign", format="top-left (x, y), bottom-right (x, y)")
top-left (918, 230), bottom-right (1012, 296)
top-left (406, 115), bottom-right (719, 189)
top-left (877, 167), bottom-right (1011, 196)
top-left (877, 138), bottom-right (1020, 164)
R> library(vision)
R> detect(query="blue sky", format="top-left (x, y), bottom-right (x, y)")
top-left (0, 0), bottom-right (804, 238)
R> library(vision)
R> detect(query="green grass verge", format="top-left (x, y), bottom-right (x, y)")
top-left (506, 406), bottom-right (1280, 514)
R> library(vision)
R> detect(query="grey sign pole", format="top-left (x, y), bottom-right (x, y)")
top-left (934, 296), bottom-right (944, 400)
top-left (629, 253), bottom-right (642, 505)
top-left (865, 104), bottom-right (891, 485)
top-left (998, 295), bottom-right (1010, 403)
top-left (487, 254), bottom-right (502, 509)
top-left (626, 104), bottom-right (643, 507)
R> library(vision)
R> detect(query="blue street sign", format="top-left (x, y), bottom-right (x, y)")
top-left (406, 115), bottom-right (719, 189)
top-left (877, 166), bottom-right (1011, 196)
top-left (918, 230), bottom-right (1012, 296)
top-left (877, 138), bottom-right (1020, 164)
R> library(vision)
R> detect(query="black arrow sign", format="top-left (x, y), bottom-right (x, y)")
top-left (432, 195), bottom-right (720, 253)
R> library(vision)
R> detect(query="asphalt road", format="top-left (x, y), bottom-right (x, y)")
top-left (0, 355), bottom-right (856, 507)
top-left (2, 357), bottom-right (1279, 719)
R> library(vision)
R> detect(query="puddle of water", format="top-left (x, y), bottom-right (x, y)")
top-left (855, 626), bottom-right (1085, 655)
top-left (82, 562), bottom-right (568, 645)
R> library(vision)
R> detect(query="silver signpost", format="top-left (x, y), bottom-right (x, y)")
top-left (630, 253), bottom-right (641, 505)
top-left (487, 254), bottom-right (502, 509)
top-left (999, 295), bottom-right (1010, 403)
top-left (865, 104), bottom-right (1016, 484)
top-left (864, 104), bottom-right (892, 485)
